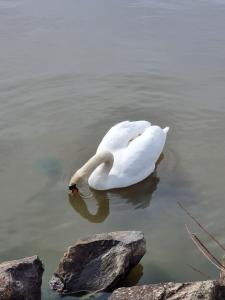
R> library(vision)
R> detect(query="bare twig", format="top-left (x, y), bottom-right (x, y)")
top-left (185, 224), bottom-right (225, 272)
top-left (187, 263), bottom-right (212, 280)
top-left (178, 201), bottom-right (225, 252)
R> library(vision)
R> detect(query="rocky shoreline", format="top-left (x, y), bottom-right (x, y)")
top-left (109, 280), bottom-right (225, 300)
top-left (0, 231), bottom-right (224, 299)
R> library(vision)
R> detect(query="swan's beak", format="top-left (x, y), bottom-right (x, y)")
top-left (68, 184), bottom-right (78, 193)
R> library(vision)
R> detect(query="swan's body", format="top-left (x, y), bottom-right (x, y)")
top-left (69, 121), bottom-right (169, 192)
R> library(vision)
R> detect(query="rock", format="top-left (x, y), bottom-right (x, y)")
top-left (0, 255), bottom-right (44, 300)
top-left (50, 231), bottom-right (146, 296)
top-left (109, 280), bottom-right (225, 300)
top-left (218, 256), bottom-right (225, 298)
top-left (219, 255), bottom-right (225, 286)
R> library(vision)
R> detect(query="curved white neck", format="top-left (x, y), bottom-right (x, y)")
top-left (78, 151), bottom-right (114, 180)
top-left (70, 151), bottom-right (114, 193)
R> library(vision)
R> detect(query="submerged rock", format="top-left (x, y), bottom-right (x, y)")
top-left (49, 231), bottom-right (146, 296)
top-left (109, 280), bottom-right (225, 300)
top-left (0, 255), bottom-right (44, 300)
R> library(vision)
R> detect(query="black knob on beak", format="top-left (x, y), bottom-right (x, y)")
top-left (69, 184), bottom-right (78, 192)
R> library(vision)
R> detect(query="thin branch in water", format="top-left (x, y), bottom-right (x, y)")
top-left (187, 263), bottom-right (212, 280)
top-left (185, 224), bottom-right (225, 272)
top-left (178, 201), bottom-right (225, 252)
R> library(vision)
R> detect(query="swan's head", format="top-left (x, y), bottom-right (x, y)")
top-left (69, 169), bottom-right (90, 195)
top-left (68, 171), bottom-right (83, 194)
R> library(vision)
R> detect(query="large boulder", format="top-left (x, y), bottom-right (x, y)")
top-left (109, 280), bottom-right (225, 300)
top-left (50, 231), bottom-right (146, 296)
top-left (0, 255), bottom-right (44, 300)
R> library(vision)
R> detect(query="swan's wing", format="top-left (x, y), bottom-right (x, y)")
top-left (110, 125), bottom-right (169, 186)
top-left (97, 120), bottom-right (151, 152)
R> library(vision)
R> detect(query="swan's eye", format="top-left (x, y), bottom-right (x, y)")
top-left (69, 184), bottom-right (78, 192)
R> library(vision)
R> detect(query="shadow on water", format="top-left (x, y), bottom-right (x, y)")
top-left (116, 264), bottom-right (144, 288)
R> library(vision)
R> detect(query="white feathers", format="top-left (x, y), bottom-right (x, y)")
top-left (88, 120), bottom-right (169, 190)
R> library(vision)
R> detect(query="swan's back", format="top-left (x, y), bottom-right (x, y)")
top-left (97, 120), bottom-right (151, 153)
top-left (118, 125), bottom-right (168, 176)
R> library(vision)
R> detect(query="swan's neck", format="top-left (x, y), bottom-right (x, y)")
top-left (79, 151), bottom-right (113, 179)
top-left (70, 151), bottom-right (114, 193)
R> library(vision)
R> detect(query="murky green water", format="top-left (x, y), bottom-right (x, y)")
top-left (1, 0), bottom-right (225, 299)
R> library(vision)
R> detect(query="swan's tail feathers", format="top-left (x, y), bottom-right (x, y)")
top-left (163, 126), bottom-right (170, 134)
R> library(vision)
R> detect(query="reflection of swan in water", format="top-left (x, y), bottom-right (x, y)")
top-left (69, 189), bottom-right (109, 223)
top-left (108, 171), bottom-right (160, 209)
top-left (69, 169), bottom-right (160, 222)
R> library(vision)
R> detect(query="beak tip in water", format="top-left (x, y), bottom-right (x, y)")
top-left (68, 184), bottom-right (78, 193)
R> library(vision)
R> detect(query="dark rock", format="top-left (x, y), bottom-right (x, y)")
top-left (109, 280), bottom-right (225, 300)
top-left (218, 256), bottom-right (225, 298)
top-left (0, 255), bottom-right (44, 300)
top-left (219, 255), bottom-right (225, 286)
top-left (49, 231), bottom-right (146, 296)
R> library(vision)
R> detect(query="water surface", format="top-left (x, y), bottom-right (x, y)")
top-left (1, 0), bottom-right (225, 299)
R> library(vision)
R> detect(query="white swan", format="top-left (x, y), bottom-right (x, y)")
top-left (69, 120), bottom-right (169, 193)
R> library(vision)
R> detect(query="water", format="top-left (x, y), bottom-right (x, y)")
top-left (1, 0), bottom-right (225, 298)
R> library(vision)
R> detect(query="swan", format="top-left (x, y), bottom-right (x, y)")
top-left (69, 120), bottom-right (169, 194)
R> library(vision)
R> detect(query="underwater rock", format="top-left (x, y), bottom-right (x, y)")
top-left (49, 231), bottom-right (146, 296)
top-left (109, 280), bottom-right (225, 300)
top-left (0, 255), bottom-right (44, 300)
